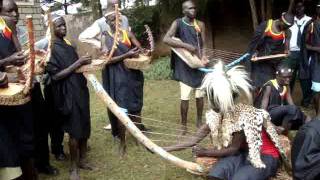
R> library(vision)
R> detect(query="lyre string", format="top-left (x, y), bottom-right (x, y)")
top-left (133, 122), bottom-right (198, 135)
top-left (127, 113), bottom-right (199, 132)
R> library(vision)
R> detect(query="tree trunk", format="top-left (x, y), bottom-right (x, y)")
top-left (261, 0), bottom-right (266, 21)
top-left (249, 0), bottom-right (259, 30)
top-left (288, 0), bottom-right (295, 13)
top-left (266, 0), bottom-right (273, 19)
top-left (91, 0), bottom-right (102, 20)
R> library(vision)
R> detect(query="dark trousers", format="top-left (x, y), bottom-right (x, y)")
top-left (268, 105), bottom-right (305, 130)
top-left (288, 51), bottom-right (313, 105)
top-left (32, 83), bottom-right (50, 167)
top-left (288, 51), bottom-right (300, 91)
top-left (300, 79), bottom-right (313, 106)
top-left (43, 85), bottom-right (64, 155)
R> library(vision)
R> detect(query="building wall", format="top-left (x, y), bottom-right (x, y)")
top-left (17, 0), bottom-right (45, 40)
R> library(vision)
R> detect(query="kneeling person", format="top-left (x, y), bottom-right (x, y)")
top-left (255, 64), bottom-right (309, 134)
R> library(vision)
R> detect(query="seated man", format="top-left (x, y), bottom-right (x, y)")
top-left (165, 62), bottom-right (286, 180)
top-left (255, 64), bottom-right (309, 134)
top-left (292, 118), bottom-right (320, 180)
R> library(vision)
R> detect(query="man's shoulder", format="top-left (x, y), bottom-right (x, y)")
top-left (303, 15), bottom-right (312, 21)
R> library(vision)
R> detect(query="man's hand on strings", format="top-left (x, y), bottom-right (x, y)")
top-left (126, 47), bottom-right (140, 58)
top-left (7, 51), bottom-right (28, 66)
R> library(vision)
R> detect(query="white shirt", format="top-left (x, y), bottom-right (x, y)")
top-left (78, 15), bottom-right (129, 49)
top-left (289, 15), bottom-right (312, 51)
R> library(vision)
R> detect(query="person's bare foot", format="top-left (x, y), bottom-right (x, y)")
top-left (118, 143), bottom-right (127, 158)
top-left (179, 126), bottom-right (187, 136)
top-left (69, 168), bottom-right (80, 180)
top-left (196, 120), bottom-right (202, 128)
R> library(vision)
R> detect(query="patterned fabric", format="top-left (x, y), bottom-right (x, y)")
top-left (265, 20), bottom-right (285, 41)
top-left (0, 18), bottom-right (12, 40)
top-left (206, 103), bottom-right (288, 169)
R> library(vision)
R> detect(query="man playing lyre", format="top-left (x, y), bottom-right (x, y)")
top-left (45, 15), bottom-right (92, 180)
top-left (163, 0), bottom-right (208, 135)
top-left (247, 12), bottom-right (294, 93)
top-left (0, 0), bottom-right (37, 179)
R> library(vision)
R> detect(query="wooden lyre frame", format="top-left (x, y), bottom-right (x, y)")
top-left (0, 15), bottom-right (35, 106)
top-left (171, 37), bottom-right (205, 69)
top-left (123, 25), bottom-right (155, 70)
top-left (77, 4), bottom-right (206, 175)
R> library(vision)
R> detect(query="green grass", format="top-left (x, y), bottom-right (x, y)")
top-left (40, 79), bottom-right (206, 180)
top-left (144, 57), bottom-right (172, 80)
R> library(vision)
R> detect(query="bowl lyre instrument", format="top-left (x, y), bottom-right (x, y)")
top-left (171, 37), bottom-right (205, 69)
top-left (123, 25), bottom-right (154, 70)
top-left (0, 15), bottom-right (35, 106)
top-left (78, 24), bottom-right (155, 72)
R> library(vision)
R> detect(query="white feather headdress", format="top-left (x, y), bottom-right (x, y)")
top-left (201, 61), bottom-right (252, 114)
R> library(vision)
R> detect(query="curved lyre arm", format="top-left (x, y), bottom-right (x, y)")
top-left (83, 73), bottom-right (205, 174)
top-left (106, 4), bottom-right (120, 61)
top-left (76, 4), bottom-right (121, 73)
top-left (44, 9), bottom-right (54, 65)
top-left (144, 25), bottom-right (155, 53)
top-left (23, 15), bottom-right (35, 95)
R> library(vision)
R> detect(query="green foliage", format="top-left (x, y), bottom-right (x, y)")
top-left (144, 56), bottom-right (172, 80)
top-left (123, 5), bottom-right (160, 42)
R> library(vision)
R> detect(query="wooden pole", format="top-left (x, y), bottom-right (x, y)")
top-left (249, 0), bottom-right (259, 30)
top-left (83, 73), bottom-right (205, 174)
top-left (23, 15), bottom-right (35, 95)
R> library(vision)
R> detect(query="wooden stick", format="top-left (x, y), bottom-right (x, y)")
top-left (23, 15), bottom-right (35, 95)
top-left (107, 4), bottom-right (120, 61)
top-left (83, 73), bottom-right (205, 175)
top-left (251, 54), bottom-right (288, 62)
top-left (45, 9), bottom-right (54, 65)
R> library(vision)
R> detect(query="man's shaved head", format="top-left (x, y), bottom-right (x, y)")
top-left (182, 0), bottom-right (194, 10)
top-left (182, 0), bottom-right (196, 19)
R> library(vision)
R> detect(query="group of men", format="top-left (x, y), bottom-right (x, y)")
top-left (1, 0), bottom-right (147, 179)
top-left (1, 0), bottom-right (320, 179)
top-left (164, 0), bottom-right (320, 180)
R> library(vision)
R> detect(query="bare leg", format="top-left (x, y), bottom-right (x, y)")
top-left (196, 97), bottom-right (204, 128)
top-left (180, 100), bottom-right (189, 135)
top-left (69, 138), bottom-right (80, 180)
top-left (79, 138), bottom-right (93, 170)
top-left (130, 112), bottom-right (147, 131)
top-left (118, 122), bottom-right (127, 157)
